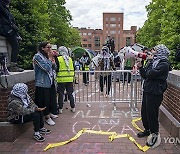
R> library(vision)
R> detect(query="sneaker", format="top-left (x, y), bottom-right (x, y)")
top-left (71, 108), bottom-right (75, 113)
top-left (34, 133), bottom-right (45, 142)
top-left (146, 133), bottom-right (161, 148)
top-left (50, 113), bottom-right (58, 119)
top-left (39, 127), bottom-right (51, 135)
top-left (45, 118), bottom-right (55, 126)
top-left (137, 130), bottom-right (150, 138)
top-left (59, 109), bottom-right (63, 114)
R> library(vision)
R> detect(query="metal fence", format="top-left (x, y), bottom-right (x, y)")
top-left (73, 70), bottom-right (142, 111)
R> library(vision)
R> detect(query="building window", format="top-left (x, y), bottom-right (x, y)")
top-left (110, 24), bottom-right (116, 28)
top-left (106, 30), bottom-right (108, 34)
top-left (118, 18), bottom-right (121, 21)
top-left (88, 33), bottom-right (92, 35)
top-left (94, 36), bottom-right (100, 47)
top-left (88, 44), bottom-right (91, 47)
top-left (118, 24), bottom-right (120, 27)
top-left (83, 33), bottom-right (87, 35)
top-left (110, 30), bottom-right (116, 34)
top-left (110, 17), bottom-right (116, 21)
top-left (83, 38), bottom-right (87, 41)
top-left (82, 44), bottom-right (87, 47)
top-left (126, 37), bottom-right (131, 46)
top-left (106, 24), bottom-right (108, 27)
top-left (106, 18), bottom-right (108, 21)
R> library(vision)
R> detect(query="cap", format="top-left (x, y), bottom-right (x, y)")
top-left (51, 45), bottom-right (57, 50)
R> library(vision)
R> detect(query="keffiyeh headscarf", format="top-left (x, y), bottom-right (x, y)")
top-left (99, 46), bottom-right (111, 70)
top-left (11, 83), bottom-right (31, 108)
top-left (152, 44), bottom-right (170, 68)
top-left (58, 46), bottom-right (70, 71)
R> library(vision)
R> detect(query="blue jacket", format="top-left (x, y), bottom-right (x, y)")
top-left (33, 52), bottom-right (53, 88)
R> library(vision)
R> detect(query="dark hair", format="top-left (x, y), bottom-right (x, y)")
top-left (38, 41), bottom-right (49, 58)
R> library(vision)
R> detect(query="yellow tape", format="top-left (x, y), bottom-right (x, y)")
top-left (131, 117), bottom-right (143, 132)
top-left (44, 117), bottom-right (150, 152)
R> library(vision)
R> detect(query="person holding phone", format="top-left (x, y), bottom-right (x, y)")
top-left (7, 83), bottom-right (51, 142)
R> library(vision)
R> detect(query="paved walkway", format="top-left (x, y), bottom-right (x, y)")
top-left (0, 101), bottom-right (179, 154)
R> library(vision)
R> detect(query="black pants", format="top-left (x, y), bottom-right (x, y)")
top-left (10, 111), bottom-right (44, 132)
top-left (141, 92), bottom-right (163, 133)
top-left (6, 34), bottom-right (20, 63)
top-left (57, 82), bottom-right (75, 109)
top-left (99, 74), bottom-right (112, 95)
top-left (83, 72), bottom-right (89, 84)
top-left (123, 66), bottom-right (132, 83)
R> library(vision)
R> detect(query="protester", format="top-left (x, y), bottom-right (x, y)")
top-left (0, 0), bottom-right (23, 72)
top-left (33, 41), bottom-right (58, 126)
top-left (136, 44), bottom-right (171, 148)
top-left (98, 46), bottom-right (115, 97)
top-left (7, 83), bottom-right (51, 142)
top-left (123, 57), bottom-right (135, 84)
top-left (80, 52), bottom-right (90, 86)
top-left (56, 46), bottom-right (75, 114)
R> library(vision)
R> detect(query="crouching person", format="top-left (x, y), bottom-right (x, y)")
top-left (7, 83), bottom-right (51, 142)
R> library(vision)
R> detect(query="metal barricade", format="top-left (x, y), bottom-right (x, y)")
top-left (74, 70), bottom-right (142, 111)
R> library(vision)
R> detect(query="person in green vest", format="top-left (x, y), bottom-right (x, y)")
top-left (123, 57), bottom-right (135, 83)
top-left (56, 46), bottom-right (75, 114)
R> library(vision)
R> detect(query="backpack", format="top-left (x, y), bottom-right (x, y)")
top-left (175, 47), bottom-right (180, 62)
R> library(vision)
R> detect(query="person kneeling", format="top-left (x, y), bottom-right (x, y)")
top-left (7, 83), bottom-right (51, 142)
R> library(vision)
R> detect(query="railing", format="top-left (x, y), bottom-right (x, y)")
top-left (73, 70), bottom-right (142, 111)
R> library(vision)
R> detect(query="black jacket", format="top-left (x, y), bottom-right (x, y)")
top-left (0, 2), bottom-right (18, 36)
top-left (139, 59), bottom-right (170, 95)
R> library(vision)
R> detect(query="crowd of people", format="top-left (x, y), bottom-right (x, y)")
top-left (6, 39), bottom-right (171, 148)
top-left (2, 2), bottom-right (171, 147)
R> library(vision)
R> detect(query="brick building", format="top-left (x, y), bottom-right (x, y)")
top-left (78, 13), bottom-right (137, 52)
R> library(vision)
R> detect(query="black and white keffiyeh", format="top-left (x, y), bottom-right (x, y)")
top-left (152, 44), bottom-right (170, 68)
top-left (11, 83), bottom-right (30, 108)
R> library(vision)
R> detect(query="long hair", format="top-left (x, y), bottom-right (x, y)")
top-left (37, 41), bottom-right (49, 59)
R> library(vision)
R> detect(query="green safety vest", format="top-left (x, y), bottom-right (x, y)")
top-left (56, 56), bottom-right (74, 83)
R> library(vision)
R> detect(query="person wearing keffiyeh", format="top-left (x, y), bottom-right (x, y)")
top-left (7, 83), bottom-right (51, 142)
top-left (56, 46), bottom-right (75, 114)
top-left (136, 44), bottom-right (171, 148)
top-left (33, 41), bottom-right (58, 126)
top-left (97, 46), bottom-right (115, 97)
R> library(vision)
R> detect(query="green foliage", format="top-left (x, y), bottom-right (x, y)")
top-left (136, 0), bottom-right (180, 69)
top-left (9, 0), bottom-right (81, 69)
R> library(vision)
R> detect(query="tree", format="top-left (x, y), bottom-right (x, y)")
top-left (136, 0), bottom-right (180, 69)
top-left (9, 0), bottom-right (81, 69)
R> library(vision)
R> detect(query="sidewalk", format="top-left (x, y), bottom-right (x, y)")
top-left (0, 102), bottom-right (179, 154)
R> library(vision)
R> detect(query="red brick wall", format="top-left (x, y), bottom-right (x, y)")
top-left (163, 83), bottom-right (180, 122)
top-left (0, 81), bottom-right (35, 122)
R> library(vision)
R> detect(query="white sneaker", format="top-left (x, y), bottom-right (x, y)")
top-left (50, 113), bottom-right (58, 119)
top-left (59, 109), bottom-right (63, 114)
top-left (146, 133), bottom-right (161, 148)
top-left (71, 108), bottom-right (75, 113)
top-left (45, 118), bottom-right (55, 126)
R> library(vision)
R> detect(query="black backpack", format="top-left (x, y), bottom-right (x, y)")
top-left (175, 47), bottom-right (180, 62)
